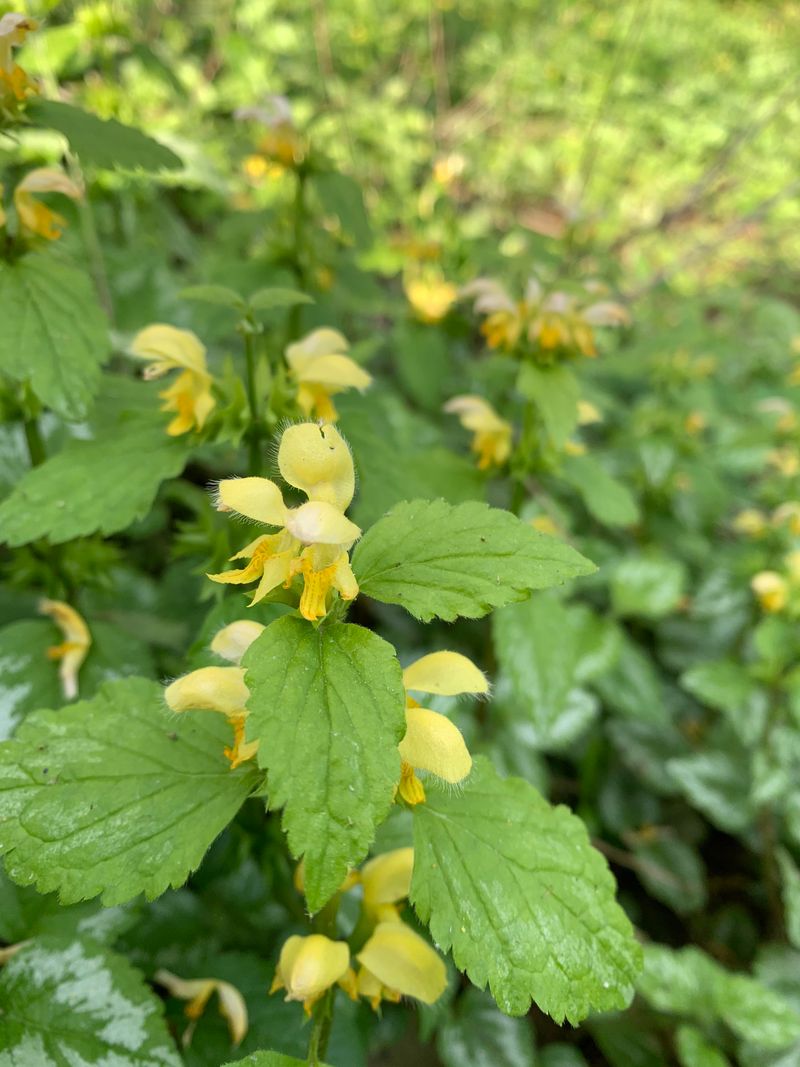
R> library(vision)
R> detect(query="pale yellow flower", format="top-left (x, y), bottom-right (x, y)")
top-left (751, 571), bottom-right (788, 614)
top-left (360, 847), bottom-right (414, 922)
top-left (732, 509), bottom-right (768, 538)
top-left (577, 400), bottom-right (603, 425)
top-left (405, 274), bottom-right (458, 323)
top-left (164, 665), bottom-right (258, 769)
top-left (154, 969), bottom-right (247, 1047)
top-left (270, 935), bottom-right (356, 1016)
top-left (444, 395), bottom-right (512, 470)
top-left (285, 328), bottom-right (371, 422)
top-left (129, 325), bottom-right (215, 436)
top-left (210, 620), bottom-right (266, 664)
top-left (356, 922), bottom-right (446, 1010)
top-left (39, 599), bottom-right (91, 701)
top-left (772, 502), bottom-right (800, 536)
top-left (12, 168), bottom-right (82, 241)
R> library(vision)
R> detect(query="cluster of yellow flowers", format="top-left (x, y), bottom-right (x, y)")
top-left (239, 96), bottom-right (306, 181)
top-left (733, 501), bottom-right (800, 541)
top-left (461, 274), bottom-right (629, 360)
top-left (272, 847), bottom-right (446, 1015)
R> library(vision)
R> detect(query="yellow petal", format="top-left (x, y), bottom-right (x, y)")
top-left (398, 707), bottom-right (472, 784)
top-left (285, 501), bottom-right (361, 546)
top-left (15, 167), bottom-right (82, 200)
top-left (402, 651), bottom-right (488, 697)
top-left (333, 553), bottom-right (359, 602)
top-left (751, 571), bottom-right (788, 613)
top-left (356, 923), bottom-right (446, 1005)
top-left (273, 934), bottom-right (350, 1003)
top-left (443, 395), bottom-right (509, 436)
top-left (577, 400), bottom-right (602, 425)
top-left (129, 324), bottom-right (208, 377)
top-left (39, 599), bottom-right (91, 701)
top-left (154, 969), bottom-right (248, 1046)
top-left (361, 848), bottom-right (414, 907)
top-left (165, 666), bottom-right (249, 716)
top-left (210, 620), bottom-right (266, 664)
top-left (582, 300), bottom-right (630, 326)
top-left (293, 353), bottom-right (372, 394)
top-left (216, 477), bottom-right (286, 526)
top-left (285, 328), bottom-right (349, 374)
top-left (278, 422), bottom-right (355, 510)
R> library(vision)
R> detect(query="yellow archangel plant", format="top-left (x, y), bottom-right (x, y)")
top-left (164, 620), bottom-right (264, 768)
top-left (154, 969), bottom-right (248, 1047)
top-left (0, 12), bottom-right (37, 105)
top-left (397, 650), bottom-right (488, 804)
top-left (284, 328), bottom-right (372, 422)
top-left (443, 394), bottom-right (513, 470)
top-left (38, 599), bottom-right (91, 700)
top-left (129, 324), bottom-right (216, 435)
top-left (0, 168), bottom-right (82, 241)
top-left (208, 422), bottom-right (360, 621)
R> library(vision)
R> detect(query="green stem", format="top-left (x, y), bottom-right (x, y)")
top-left (22, 414), bottom-right (46, 467)
top-left (242, 327), bottom-right (262, 475)
top-left (68, 157), bottom-right (115, 326)
top-left (307, 986), bottom-right (334, 1066)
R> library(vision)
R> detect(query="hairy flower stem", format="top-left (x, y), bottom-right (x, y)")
top-left (307, 986), bottom-right (334, 1065)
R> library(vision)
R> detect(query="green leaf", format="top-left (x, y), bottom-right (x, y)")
top-left (667, 748), bottom-right (754, 833)
top-left (779, 849), bottom-right (800, 951)
top-left (638, 944), bottom-right (800, 1049)
top-left (0, 617), bottom-right (155, 740)
top-left (28, 99), bottom-right (182, 171)
top-left (222, 1055), bottom-right (333, 1067)
top-left (242, 616), bottom-right (406, 911)
top-left (352, 499), bottom-right (596, 623)
top-left (516, 363), bottom-right (580, 449)
top-left (411, 757), bottom-right (641, 1021)
top-left (313, 172), bottom-right (372, 249)
top-left (437, 988), bottom-right (536, 1067)
top-left (561, 454), bottom-right (640, 527)
top-left (610, 555), bottom-right (687, 619)
top-left (247, 287), bottom-right (314, 311)
top-left (539, 1045), bottom-right (590, 1067)
top-left (492, 592), bottom-right (599, 750)
top-left (0, 420), bottom-right (190, 546)
top-left (632, 835), bottom-right (707, 915)
top-left (180, 284), bottom-right (244, 307)
top-left (681, 660), bottom-right (768, 746)
top-left (676, 1026), bottom-right (732, 1067)
top-left (0, 678), bottom-right (259, 905)
top-left (0, 935), bottom-right (180, 1065)
top-left (0, 253), bottom-right (109, 419)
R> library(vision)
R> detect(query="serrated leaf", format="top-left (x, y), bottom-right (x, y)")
top-left (516, 362), bottom-right (579, 449)
top-left (28, 98), bottom-right (182, 171)
top-left (437, 988), bottom-right (536, 1067)
top-left (242, 617), bottom-right (406, 911)
top-left (411, 757), bottom-right (641, 1021)
top-left (0, 253), bottom-right (109, 419)
top-left (0, 420), bottom-right (190, 545)
top-left (0, 678), bottom-right (259, 905)
top-left (247, 287), bottom-right (313, 311)
top-left (561, 454), bottom-right (640, 526)
top-left (0, 617), bottom-right (154, 740)
top-left (352, 499), bottom-right (595, 623)
top-left (180, 284), bottom-right (244, 307)
top-left (0, 936), bottom-right (180, 1066)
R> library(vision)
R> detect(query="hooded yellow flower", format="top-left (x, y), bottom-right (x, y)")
top-left (356, 922), bottom-right (446, 1010)
top-left (0, 13), bottom-right (36, 102)
top-left (270, 934), bottom-right (356, 1016)
top-left (751, 571), bottom-right (788, 614)
top-left (732, 509), bottom-right (768, 538)
top-left (405, 274), bottom-right (458, 323)
top-left (444, 395), bottom-right (512, 470)
top-left (210, 619), bottom-right (266, 664)
top-left (397, 651), bottom-right (487, 805)
top-left (11, 168), bottom-right (82, 241)
top-left (129, 324), bottom-right (216, 436)
top-left (39, 599), bottom-right (91, 701)
top-left (209, 423), bottom-right (361, 621)
top-left (164, 665), bottom-right (257, 769)
top-left (285, 328), bottom-right (371, 422)
top-left (360, 847), bottom-right (414, 922)
top-left (154, 969), bottom-right (248, 1047)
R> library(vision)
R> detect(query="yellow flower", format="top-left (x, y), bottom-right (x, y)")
top-left (356, 922), bottom-right (446, 1010)
top-left (785, 550), bottom-right (800, 583)
top-left (12, 168), bottom-right (82, 241)
top-left (768, 448), bottom-right (800, 477)
top-left (461, 277), bottom-right (525, 350)
top-left (164, 666), bottom-right (258, 769)
top-left (732, 509), bottom-right (768, 538)
top-left (684, 411), bottom-right (707, 436)
top-left (285, 328), bottom-right (371, 422)
top-left (530, 514), bottom-right (559, 536)
top-left (0, 13), bottom-right (36, 101)
top-left (210, 619), bottom-right (265, 664)
top-left (772, 502), bottom-right (800, 536)
top-left (270, 935), bottom-right (356, 1016)
top-left (208, 423), bottom-right (361, 621)
top-left (360, 847), bottom-right (414, 922)
top-left (577, 400), bottom-right (602, 425)
top-left (39, 599), bottom-right (91, 701)
top-left (397, 650), bottom-right (487, 805)
top-left (129, 324), bottom-right (216, 436)
top-left (154, 969), bottom-right (248, 1047)
top-left (405, 274), bottom-right (458, 323)
top-left (751, 571), bottom-right (788, 614)
top-left (563, 440), bottom-right (587, 456)
top-left (444, 395), bottom-right (512, 470)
